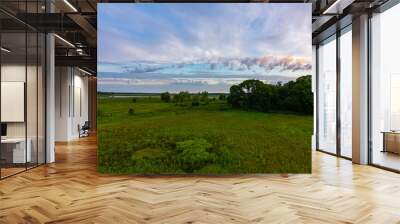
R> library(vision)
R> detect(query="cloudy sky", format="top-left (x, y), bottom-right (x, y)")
top-left (98, 3), bottom-right (311, 93)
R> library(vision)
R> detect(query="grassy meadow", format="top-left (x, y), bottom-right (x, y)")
top-left (97, 94), bottom-right (312, 174)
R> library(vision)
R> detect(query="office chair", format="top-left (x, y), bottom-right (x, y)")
top-left (79, 121), bottom-right (90, 138)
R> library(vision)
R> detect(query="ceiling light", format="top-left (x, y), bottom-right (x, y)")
top-left (63, 0), bottom-right (78, 12)
top-left (76, 48), bottom-right (84, 55)
top-left (322, 0), bottom-right (354, 15)
top-left (78, 67), bottom-right (92, 76)
top-left (1, 47), bottom-right (11, 53)
top-left (54, 34), bottom-right (75, 48)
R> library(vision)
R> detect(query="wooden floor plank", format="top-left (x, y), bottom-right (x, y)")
top-left (0, 136), bottom-right (399, 223)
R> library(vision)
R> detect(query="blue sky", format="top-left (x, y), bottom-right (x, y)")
top-left (98, 3), bottom-right (311, 93)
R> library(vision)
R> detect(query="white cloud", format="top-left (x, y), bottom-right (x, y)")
top-left (98, 4), bottom-right (311, 64)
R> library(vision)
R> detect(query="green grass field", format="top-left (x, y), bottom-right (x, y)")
top-left (97, 96), bottom-right (312, 174)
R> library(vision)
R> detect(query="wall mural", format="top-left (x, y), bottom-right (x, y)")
top-left (97, 3), bottom-right (313, 174)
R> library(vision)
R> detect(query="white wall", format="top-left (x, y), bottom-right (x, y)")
top-left (55, 66), bottom-right (70, 141)
top-left (1, 64), bottom-right (25, 126)
top-left (1, 82), bottom-right (25, 122)
top-left (1, 63), bottom-right (46, 164)
top-left (1, 65), bottom-right (26, 139)
top-left (71, 73), bottom-right (89, 138)
top-left (312, 45), bottom-right (317, 150)
top-left (55, 67), bottom-right (89, 141)
top-left (0, 65), bottom-right (41, 138)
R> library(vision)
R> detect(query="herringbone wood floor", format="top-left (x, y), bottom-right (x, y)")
top-left (1, 136), bottom-right (400, 224)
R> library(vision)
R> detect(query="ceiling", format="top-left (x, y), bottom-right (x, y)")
top-left (0, 0), bottom-right (393, 74)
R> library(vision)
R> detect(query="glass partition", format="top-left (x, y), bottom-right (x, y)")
top-left (38, 32), bottom-right (45, 165)
top-left (371, 3), bottom-right (400, 171)
top-left (0, 2), bottom-right (46, 179)
top-left (1, 31), bottom-right (28, 177)
top-left (339, 28), bottom-right (352, 158)
top-left (317, 36), bottom-right (337, 154)
top-left (27, 31), bottom-right (38, 169)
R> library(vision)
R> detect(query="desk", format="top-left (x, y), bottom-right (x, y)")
top-left (1, 138), bottom-right (31, 163)
top-left (382, 131), bottom-right (400, 154)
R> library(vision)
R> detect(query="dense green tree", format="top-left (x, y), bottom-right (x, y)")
top-left (281, 75), bottom-right (313, 114)
top-left (227, 85), bottom-right (244, 108)
top-left (161, 92), bottom-right (171, 102)
top-left (227, 75), bottom-right (312, 114)
top-left (238, 79), bottom-right (262, 109)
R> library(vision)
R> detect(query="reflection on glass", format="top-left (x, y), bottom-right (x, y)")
top-left (27, 31), bottom-right (38, 169)
top-left (371, 3), bottom-right (400, 171)
top-left (0, 1), bottom-right (47, 179)
top-left (390, 76), bottom-right (400, 130)
top-left (318, 37), bottom-right (337, 154)
top-left (1, 32), bottom-right (27, 177)
top-left (340, 29), bottom-right (352, 158)
top-left (38, 33), bottom-right (46, 165)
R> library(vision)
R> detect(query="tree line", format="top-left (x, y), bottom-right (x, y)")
top-left (159, 75), bottom-right (312, 114)
top-left (161, 91), bottom-right (215, 106)
top-left (227, 75), bottom-right (312, 114)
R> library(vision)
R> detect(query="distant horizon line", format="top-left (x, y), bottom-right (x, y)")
top-left (98, 91), bottom-right (229, 95)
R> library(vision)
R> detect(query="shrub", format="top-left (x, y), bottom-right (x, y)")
top-left (128, 108), bottom-right (135, 115)
top-left (215, 145), bottom-right (240, 167)
top-left (200, 91), bottom-right (209, 104)
top-left (197, 164), bottom-right (226, 174)
top-left (173, 91), bottom-right (191, 106)
top-left (132, 97), bottom-right (137, 103)
top-left (176, 139), bottom-right (214, 172)
top-left (161, 92), bottom-right (171, 102)
top-left (191, 94), bottom-right (200, 106)
top-left (219, 94), bottom-right (226, 101)
top-left (131, 148), bottom-right (171, 173)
